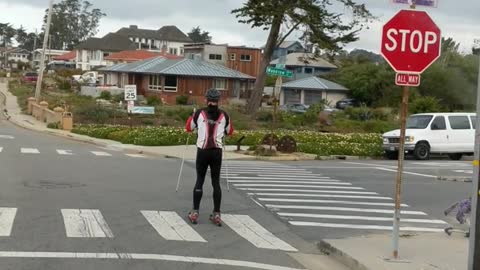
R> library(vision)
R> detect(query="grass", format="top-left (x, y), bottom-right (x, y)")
top-left (8, 80), bottom-right (34, 112)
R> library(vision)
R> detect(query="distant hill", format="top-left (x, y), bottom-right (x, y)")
top-left (348, 49), bottom-right (384, 63)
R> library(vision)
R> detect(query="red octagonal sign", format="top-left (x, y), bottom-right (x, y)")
top-left (381, 10), bottom-right (441, 74)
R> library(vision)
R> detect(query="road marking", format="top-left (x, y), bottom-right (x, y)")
top-left (222, 214), bottom-right (297, 252)
top-left (265, 205), bottom-right (427, 215)
top-left (0, 208), bottom-right (17, 236)
top-left (453, 170), bottom-right (473, 174)
top-left (375, 167), bottom-right (437, 178)
top-left (227, 177), bottom-right (340, 182)
top-left (289, 221), bottom-right (444, 232)
top-left (0, 135), bottom-right (14, 139)
top-left (278, 213), bottom-right (447, 224)
top-left (222, 168), bottom-right (311, 172)
top-left (238, 188), bottom-right (378, 195)
top-left (248, 193), bottom-right (392, 200)
top-left (141, 211), bottom-right (206, 242)
top-left (0, 251), bottom-right (307, 270)
top-left (125, 154), bottom-right (147, 158)
top-left (258, 174), bottom-right (326, 178)
top-left (343, 162), bottom-right (397, 169)
top-left (61, 209), bottom-right (114, 238)
top-left (0, 147), bottom-right (2, 153)
top-left (229, 180), bottom-right (351, 185)
top-left (91, 151), bottom-right (112, 157)
top-left (56, 150), bottom-right (73, 155)
top-left (234, 184), bottom-right (364, 190)
top-left (258, 198), bottom-right (408, 207)
top-left (20, 148), bottom-right (40, 154)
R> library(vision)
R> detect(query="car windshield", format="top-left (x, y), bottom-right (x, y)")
top-left (25, 73), bottom-right (37, 76)
top-left (407, 115), bottom-right (434, 129)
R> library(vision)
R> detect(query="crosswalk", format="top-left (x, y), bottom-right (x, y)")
top-left (222, 161), bottom-right (449, 233)
top-left (0, 146), bottom-right (148, 159)
top-left (0, 207), bottom-right (296, 252)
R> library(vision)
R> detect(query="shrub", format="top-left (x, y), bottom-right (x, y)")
top-left (304, 103), bottom-right (325, 124)
top-left (99, 91), bottom-right (112, 100)
top-left (47, 122), bottom-right (60, 129)
top-left (112, 93), bottom-right (124, 103)
top-left (58, 80), bottom-right (72, 91)
top-left (147, 96), bottom-right (162, 106)
top-left (410, 96), bottom-right (442, 114)
top-left (142, 119), bottom-right (155, 126)
top-left (256, 111), bottom-right (273, 122)
top-left (344, 106), bottom-right (372, 121)
top-left (176, 95), bottom-right (189, 105)
top-left (73, 104), bottom-right (115, 124)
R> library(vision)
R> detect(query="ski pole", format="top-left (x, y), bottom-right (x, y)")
top-left (176, 136), bottom-right (189, 192)
top-left (223, 138), bottom-right (230, 192)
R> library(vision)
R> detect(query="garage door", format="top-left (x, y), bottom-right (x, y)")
top-left (304, 90), bottom-right (323, 105)
top-left (284, 89), bottom-right (301, 104)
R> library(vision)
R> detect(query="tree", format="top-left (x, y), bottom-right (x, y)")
top-left (15, 26), bottom-right (28, 46)
top-left (0, 23), bottom-right (16, 47)
top-left (44, 0), bottom-right (106, 50)
top-left (187, 26), bottom-right (212, 43)
top-left (232, 0), bottom-right (373, 115)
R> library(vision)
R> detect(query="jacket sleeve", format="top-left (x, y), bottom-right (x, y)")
top-left (224, 112), bottom-right (234, 136)
top-left (186, 109), bottom-right (200, 132)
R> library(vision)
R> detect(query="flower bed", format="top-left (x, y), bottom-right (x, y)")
top-left (72, 125), bottom-right (383, 157)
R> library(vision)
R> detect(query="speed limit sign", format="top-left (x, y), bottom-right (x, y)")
top-left (124, 85), bottom-right (137, 101)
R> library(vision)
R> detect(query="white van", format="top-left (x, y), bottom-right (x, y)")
top-left (382, 113), bottom-right (476, 160)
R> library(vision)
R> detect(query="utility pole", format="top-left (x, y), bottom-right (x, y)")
top-left (468, 38), bottom-right (480, 270)
top-left (35, 0), bottom-right (54, 101)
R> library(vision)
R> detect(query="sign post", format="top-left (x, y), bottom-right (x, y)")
top-left (468, 39), bottom-right (480, 270)
top-left (267, 63), bottom-right (291, 150)
top-left (380, 7), bottom-right (441, 260)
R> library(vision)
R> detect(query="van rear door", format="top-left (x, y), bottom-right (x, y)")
top-left (447, 115), bottom-right (474, 152)
top-left (429, 116), bottom-right (449, 152)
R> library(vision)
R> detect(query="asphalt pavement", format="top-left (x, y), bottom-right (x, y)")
top-left (0, 117), bottom-right (324, 270)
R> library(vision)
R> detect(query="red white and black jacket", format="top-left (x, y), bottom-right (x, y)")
top-left (186, 108), bottom-right (234, 149)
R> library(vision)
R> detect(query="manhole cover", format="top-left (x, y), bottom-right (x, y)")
top-left (23, 180), bottom-right (86, 189)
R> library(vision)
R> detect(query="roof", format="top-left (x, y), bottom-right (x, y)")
top-left (227, 45), bottom-right (261, 51)
top-left (33, 49), bottom-right (70, 55)
top-left (104, 50), bottom-right (182, 62)
top-left (271, 53), bottom-right (337, 69)
top-left (116, 25), bottom-right (192, 43)
top-left (53, 51), bottom-right (76, 61)
top-left (76, 33), bottom-right (137, 52)
top-left (282, 76), bottom-right (348, 91)
top-left (157, 25), bottom-right (192, 43)
top-left (278, 41), bottom-right (303, 49)
top-left (101, 56), bottom-right (254, 80)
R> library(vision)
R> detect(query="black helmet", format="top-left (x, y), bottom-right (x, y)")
top-left (205, 88), bottom-right (221, 101)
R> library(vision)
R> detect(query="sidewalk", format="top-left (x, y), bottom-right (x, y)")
top-left (319, 233), bottom-right (467, 270)
top-left (0, 82), bottom-right (283, 160)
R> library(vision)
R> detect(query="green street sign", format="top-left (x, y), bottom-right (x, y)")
top-left (267, 66), bottom-right (293, 78)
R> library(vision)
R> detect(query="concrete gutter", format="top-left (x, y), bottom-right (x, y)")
top-left (317, 240), bottom-right (369, 270)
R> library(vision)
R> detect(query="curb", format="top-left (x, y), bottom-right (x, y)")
top-left (317, 240), bottom-right (370, 270)
top-left (437, 176), bottom-right (472, 182)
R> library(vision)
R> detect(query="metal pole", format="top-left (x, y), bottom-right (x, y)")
top-left (35, 0), bottom-right (54, 102)
top-left (392, 86), bottom-right (409, 259)
top-left (468, 40), bottom-right (480, 270)
top-left (270, 76), bottom-right (282, 150)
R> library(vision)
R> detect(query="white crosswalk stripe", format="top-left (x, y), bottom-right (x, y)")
top-left (0, 208), bottom-right (17, 236)
top-left (224, 161), bottom-right (448, 233)
top-left (90, 151), bottom-right (112, 157)
top-left (56, 150), bottom-right (74, 155)
top-left (0, 147), bottom-right (3, 153)
top-left (0, 135), bottom-right (14, 139)
top-left (125, 154), bottom-right (147, 158)
top-left (223, 214), bottom-right (297, 252)
top-left (141, 211), bottom-right (206, 242)
top-left (20, 148), bottom-right (40, 154)
top-left (61, 209), bottom-right (114, 238)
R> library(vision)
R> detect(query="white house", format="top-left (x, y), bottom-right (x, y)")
top-left (115, 25), bottom-right (192, 56)
top-left (32, 49), bottom-right (70, 69)
top-left (7, 48), bottom-right (30, 63)
top-left (75, 33), bottom-right (137, 71)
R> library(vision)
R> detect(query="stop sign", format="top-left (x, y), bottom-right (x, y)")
top-left (381, 10), bottom-right (441, 74)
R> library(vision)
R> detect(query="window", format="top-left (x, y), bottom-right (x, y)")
top-left (213, 79), bottom-right (227, 90)
top-left (431, 116), bottom-right (446, 130)
top-left (169, 48), bottom-right (178, 55)
top-left (149, 75), bottom-right (162, 91)
top-left (449, 116), bottom-right (471, 130)
top-left (296, 67), bottom-right (303, 73)
top-left (230, 53), bottom-right (236, 61)
top-left (471, 116), bottom-right (477, 129)
top-left (304, 67), bottom-right (313, 74)
top-left (406, 115), bottom-right (433, 129)
top-left (240, 54), bottom-right (251, 61)
top-left (209, 54), bottom-right (222, 60)
top-left (164, 75), bottom-right (177, 92)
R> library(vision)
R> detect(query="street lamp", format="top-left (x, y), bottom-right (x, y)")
top-left (34, 0), bottom-right (54, 102)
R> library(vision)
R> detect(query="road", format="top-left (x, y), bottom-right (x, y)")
top-left (0, 115), bottom-right (327, 270)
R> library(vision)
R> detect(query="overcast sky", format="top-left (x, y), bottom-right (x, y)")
top-left (0, 0), bottom-right (478, 53)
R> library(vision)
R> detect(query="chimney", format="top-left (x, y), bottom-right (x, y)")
top-left (129, 25), bottom-right (138, 30)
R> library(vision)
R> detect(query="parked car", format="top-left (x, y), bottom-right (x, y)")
top-left (72, 71), bottom-right (104, 85)
top-left (22, 72), bottom-right (38, 84)
top-left (335, 98), bottom-right (360, 109)
top-left (323, 105), bottom-right (340, 114)
top-left (382, 113), bottom-right (476, 160)
top-left (280, 103), bottom-right (310, 114)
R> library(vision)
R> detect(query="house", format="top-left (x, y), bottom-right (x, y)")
top-left (33, 49), bottom-right (70, 69)
top-left (103, 50), bottom-right (182, 66)
top-left (116, 25), bottom-right (192, 55)
top-left (280, 76), bottom-right (348, 106)
top-left (5, 48), bottom-right (30, 63)
top-left (271, 40), bottom-right (305, 60)
top-left (100, 56), bottom-right (255, 104)
top-left (53, 51), bottom-right (76, 62)
top-left (270, 53), bottom-right (337, 81)
top-left (75, 33), bottom-right (137, 71)
top-left (184, 43), bottom-right (262, 78)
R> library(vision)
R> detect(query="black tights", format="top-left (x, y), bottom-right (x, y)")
top-left (193, 148), bottom-right (222, 212)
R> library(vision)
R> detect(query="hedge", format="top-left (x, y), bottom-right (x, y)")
top-left (72, 125), bottom-right (384, 157)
